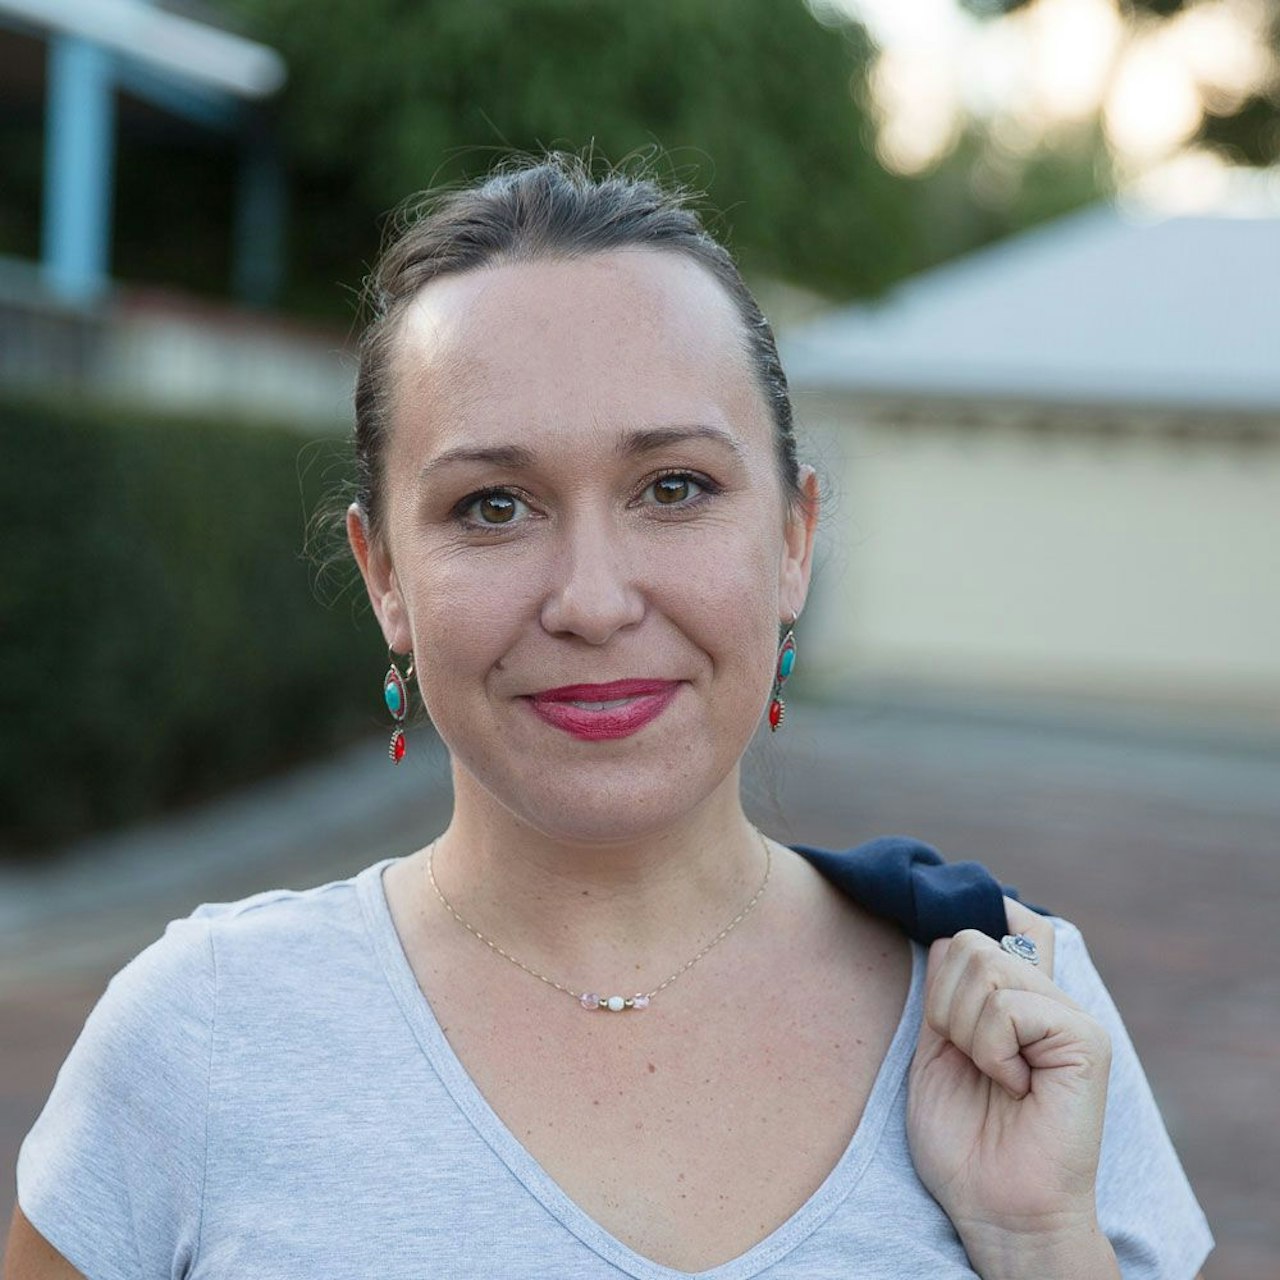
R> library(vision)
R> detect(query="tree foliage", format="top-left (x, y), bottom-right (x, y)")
top-left (0, 396), bottom-right (376, 853)
top-left (222, 0), bottom-right (919, 315)
top-left (960, 0), bottom-right (1280, 168)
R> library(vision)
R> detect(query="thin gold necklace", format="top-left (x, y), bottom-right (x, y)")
top-left (426, 830), bottom-right (773, 1012)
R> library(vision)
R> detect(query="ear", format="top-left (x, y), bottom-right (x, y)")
top-left (778, 464), bottom-right (819, 621)
top-left (346, 503), bottom-right (413, 653)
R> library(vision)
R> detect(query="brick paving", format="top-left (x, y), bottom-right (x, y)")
top-left (2, 706), bottom-right (1276, 1277)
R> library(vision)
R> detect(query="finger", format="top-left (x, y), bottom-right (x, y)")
top-left (956, 931), bottom-right (1067, 1040)
top-left (928, 930), bottom-right (1086, 1060)
top-left (1003, 895), bottom-right (1056, 979)
top-left (969, 986), bottom-right (1111, 1100)
top-left (923, 929), bottom-right (984, 1040)
top-left (970, 986), bottom-right (1035, 1098)
top-left (946, 947), bottom-right (1010, 1063)
top-left (925, 928), bottom-right (1050, 1044)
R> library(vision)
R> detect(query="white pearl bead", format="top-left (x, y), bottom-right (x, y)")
top-left (606, 995), bottom-right (626, 1012)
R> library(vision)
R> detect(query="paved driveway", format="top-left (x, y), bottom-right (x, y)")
top-left (3, 705), bottom-right (1276, 1277)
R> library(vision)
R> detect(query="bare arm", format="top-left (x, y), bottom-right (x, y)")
top-left (2, 1203), bottom-right (86, 1280)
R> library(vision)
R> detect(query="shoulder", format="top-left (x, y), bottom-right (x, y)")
top-left (1029, 912), bottom-right (1151, 1070)
top-left (86, 913), bottom-right (215, 1063)
top-left (191, 867), bottom-right (368, 930)
top-left (174, 867), bottom-right (382, 1033)
top-left (15, 864), bottom-right (387, 1280)
top-left (792, 836), bottom-right (1028, 944)
top-left (191, 864), bottom-right (374, 963)
top-left (1031, 912), bottom-right (1118, 1013)
top-left (62, 867), bottom-right (371, 1070)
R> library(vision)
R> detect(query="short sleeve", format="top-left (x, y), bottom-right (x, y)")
top-left (1050, 916), bottom-right (1214, 1280)
top-left (16, 912), bottom-right (215, 1280)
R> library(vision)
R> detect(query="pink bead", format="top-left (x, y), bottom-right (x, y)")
top-left (580, 993), bottom-right (600, 1010)
top-left (632, 994), bottom-right (650, 1010)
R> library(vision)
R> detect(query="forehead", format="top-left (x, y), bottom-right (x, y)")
top-left (389, 249), bottom-right (767, 454)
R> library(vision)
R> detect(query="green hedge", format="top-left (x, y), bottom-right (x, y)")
top-left (0, 395), bottom-right (385, 856)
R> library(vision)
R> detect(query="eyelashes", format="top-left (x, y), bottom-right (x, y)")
top-left (450, 470), bottom-right (722, 534)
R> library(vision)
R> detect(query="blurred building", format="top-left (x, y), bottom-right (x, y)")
top-left (0, 0), bottom-right (352, 426)
top-left (782, 190), bottom-right (1280, 730)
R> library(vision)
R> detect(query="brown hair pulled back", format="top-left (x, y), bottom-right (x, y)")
top-left (353, 150), bottom-right (807, 539)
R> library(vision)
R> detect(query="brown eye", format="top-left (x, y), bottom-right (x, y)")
top-left (650, 474), bottom-right (700, 505)
top-left (478, 493), bottom-right (517, 523)
top-left (456, 489), bottom-right (528, 528)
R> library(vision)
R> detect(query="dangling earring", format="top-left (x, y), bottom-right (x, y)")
top-left (384, 648), bottom-right (414, 764)
top-left (768, 610), bottom-right (798, 732)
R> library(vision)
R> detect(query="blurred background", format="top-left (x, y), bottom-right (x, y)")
top-left (2, 0), bottom-right (1276, 1273)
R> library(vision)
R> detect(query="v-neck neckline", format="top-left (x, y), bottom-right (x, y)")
top-left (356, 852), bottom-right (925, 1280)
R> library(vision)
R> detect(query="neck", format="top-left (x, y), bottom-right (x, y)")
top-left (422, 763), bottom-right (771, 984)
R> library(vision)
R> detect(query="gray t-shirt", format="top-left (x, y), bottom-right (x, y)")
top-left (17, 855), bottom-right (1214, 1279)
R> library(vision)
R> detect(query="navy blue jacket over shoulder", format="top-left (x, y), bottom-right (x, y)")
top-left (790, 835), bottom-right (1049, 945)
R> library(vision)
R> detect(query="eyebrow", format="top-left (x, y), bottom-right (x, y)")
top-left (417, 424), bottom-right (748, 483)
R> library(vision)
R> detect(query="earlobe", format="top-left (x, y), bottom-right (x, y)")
top-left (346, 503), bottom-right (412, 652)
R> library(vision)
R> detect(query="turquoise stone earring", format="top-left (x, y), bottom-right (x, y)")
top-left (384, 649), bottom-right (413, 763)
top-left (768, 611), bottom-right (797, 732)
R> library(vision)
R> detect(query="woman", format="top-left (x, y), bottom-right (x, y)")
top-left (9, 153), bottom-right (1212, 1278)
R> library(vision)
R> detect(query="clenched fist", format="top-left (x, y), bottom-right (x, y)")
top-left (906, 898), bottom-right (1119, 1278)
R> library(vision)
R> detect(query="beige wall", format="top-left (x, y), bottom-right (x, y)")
top-left (797, 396), bottom-right (1280, 718)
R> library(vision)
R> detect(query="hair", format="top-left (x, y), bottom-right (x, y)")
top-left (351, 148), bottom-right (810, 540)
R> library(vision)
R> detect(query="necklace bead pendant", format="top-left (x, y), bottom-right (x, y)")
top-left (427, 834), bottom-right (769, 1018)
top-left (580, 991), bottom-right (649, 1011)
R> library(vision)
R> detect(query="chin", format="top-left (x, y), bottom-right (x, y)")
top-left (484, 757), bottom-right (730, 846)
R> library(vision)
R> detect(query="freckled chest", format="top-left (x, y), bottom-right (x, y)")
top-left (392, 883), bottom-right (912, 1272)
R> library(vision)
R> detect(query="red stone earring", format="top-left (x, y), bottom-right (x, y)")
top-left (384, 649), bottom-right (413, 763)
top-left (768, 611), bottom-right (797, 732)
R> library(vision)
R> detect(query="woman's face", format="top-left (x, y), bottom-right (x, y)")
top-left (350, 248), bottom-right (817, 844)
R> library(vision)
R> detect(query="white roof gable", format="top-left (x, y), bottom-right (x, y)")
top-left (780, 201), bottom-right (1280, 412)
top-left (1, 0), bottom-right (285, 98)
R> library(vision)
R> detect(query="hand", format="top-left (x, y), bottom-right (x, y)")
top-left (906, 901), bottom-right (1114, 1268)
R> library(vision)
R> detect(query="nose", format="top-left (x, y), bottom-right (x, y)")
top-left (539, 510), bottom-right (646, 645)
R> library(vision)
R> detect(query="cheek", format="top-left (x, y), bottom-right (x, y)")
top-left (395, 546), bottom-right (535, 704)
top-left (651, 524), bottom-right (782, 674)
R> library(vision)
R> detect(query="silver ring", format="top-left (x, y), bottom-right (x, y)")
top-left (999, 933), bottom-right (1040, 966)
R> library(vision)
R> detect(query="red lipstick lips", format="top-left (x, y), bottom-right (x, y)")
top-left (527, 679), bottom-right (681, 740)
